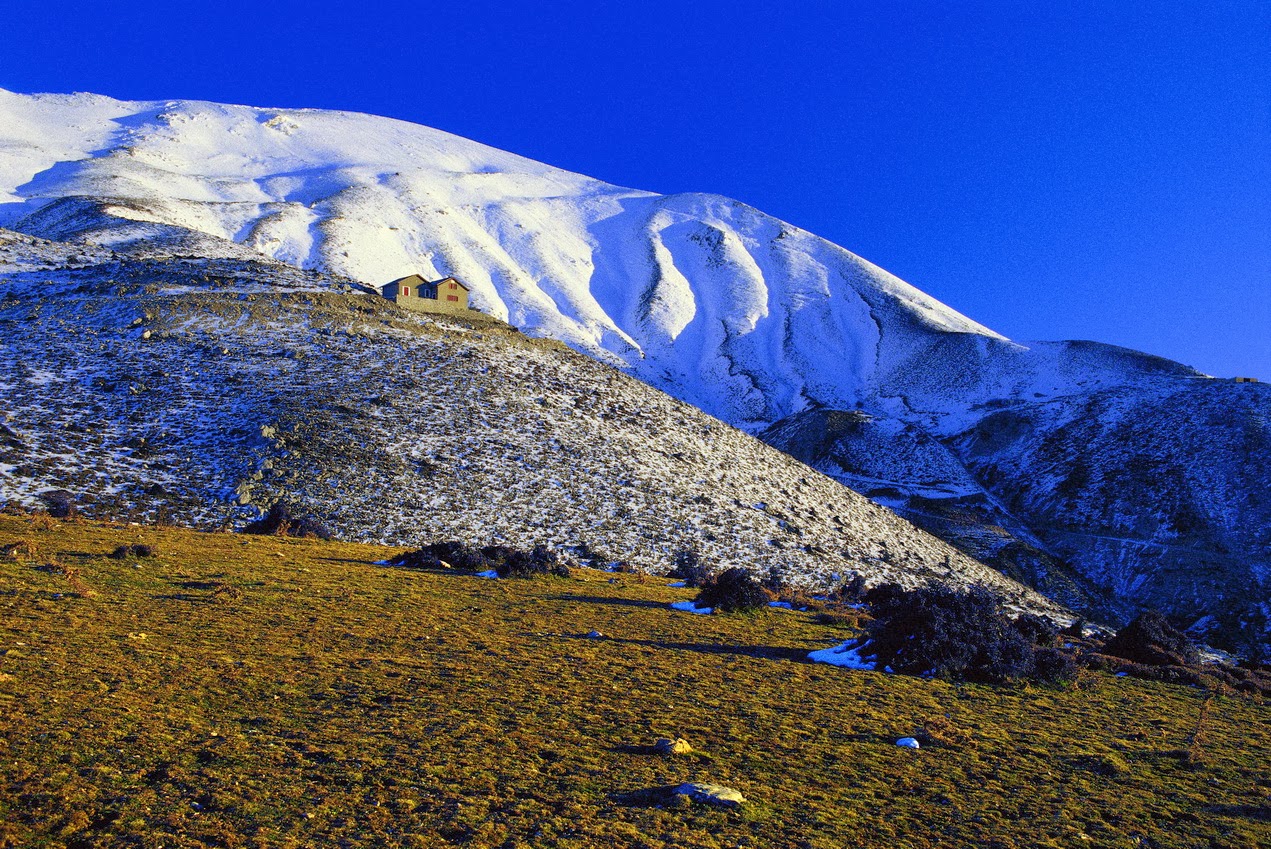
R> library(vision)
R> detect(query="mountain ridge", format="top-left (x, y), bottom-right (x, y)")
top-left (0, 88), bottom-right (1266, 649)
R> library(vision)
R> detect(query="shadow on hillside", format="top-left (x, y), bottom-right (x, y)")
top-left (609, 742), bottom-right (661, 755)
top-left (153, 579), bottom-right (236, 603)
top-left (609, 785), bottom-right (683, 808)
top-left (567, 634), bottom-right (809, 663)
top-left (546, 594), bottom-right (667, 609)
top-left (1205, 804), bottom-right (1271, 822)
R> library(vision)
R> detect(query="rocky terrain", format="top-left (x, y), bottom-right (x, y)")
top-left (0, 230), bottom-right (1063, 617)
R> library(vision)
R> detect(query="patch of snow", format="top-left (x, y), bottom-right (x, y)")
top-left (670, 600), bottom-right (711, 614)
top-left (808, 639), bottom-right (877, 670)
top-left (475, 569), bottom-right (499, 579)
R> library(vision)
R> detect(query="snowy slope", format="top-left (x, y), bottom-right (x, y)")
top-left (0, 88), bottom-right (1030, 426)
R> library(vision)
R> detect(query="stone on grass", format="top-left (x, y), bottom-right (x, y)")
top-left (673, 782), bottom-right (745, 807)
top-left (896, 737), bottom-right (921, 749)
top-left (654, 737), bottom-right (693, 755)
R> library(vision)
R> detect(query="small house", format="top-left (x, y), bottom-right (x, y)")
top-left (1234, 376), bottom-right (1259, 384)
top-left (381, 274), bottom-right (472, 316)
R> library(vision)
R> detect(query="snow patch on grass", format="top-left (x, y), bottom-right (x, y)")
top-left (808, 639), bottom-right (877, 670)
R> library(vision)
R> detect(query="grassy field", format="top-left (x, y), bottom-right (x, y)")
top-left (0, 514), bottom-right (1267, 849)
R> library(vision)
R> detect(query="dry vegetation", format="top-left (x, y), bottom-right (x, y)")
top-left (0, 514), bottom-right (1267, 848)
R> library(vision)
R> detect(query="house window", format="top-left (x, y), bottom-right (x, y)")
top-left (449, 282), bottom-right (457, 290)
top-left (447, 295), bottom-right (459, 302)
top-left (402, 286), bottom-right (410, 297)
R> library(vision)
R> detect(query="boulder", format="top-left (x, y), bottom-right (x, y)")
top-left (673, 782), bottom-right (745, 807)
top-left (653, 737), bottom-right (693, 755)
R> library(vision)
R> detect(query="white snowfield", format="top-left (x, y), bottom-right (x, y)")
top-left (0, 87), bottom-right (1066, 430)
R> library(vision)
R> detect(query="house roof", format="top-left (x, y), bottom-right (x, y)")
top-left (386, 274), bottom-right (470, 292)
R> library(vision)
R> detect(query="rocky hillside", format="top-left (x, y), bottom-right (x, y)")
top-left (0, 230), bottom-right (1061, 616)
top-left (761, 390), bottom-right (1271, 654)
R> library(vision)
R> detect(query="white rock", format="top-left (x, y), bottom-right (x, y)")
top-left (673, 782), bottom-right (744, 807)
top-left (896, 737), bottom-right (921, 749)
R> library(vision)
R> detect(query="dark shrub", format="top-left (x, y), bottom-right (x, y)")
top-left (109, 543), bottom-right (154, 559)
top-left (425, 541), bottom-right (488, 570)
top-left (1013, 613), bottom-right (1060, 647)
top-left (39, 490), bottom-right (76, 519)
top-left (831, 572), bottom-right (868, 605)
top-left (760, 565), bottom-right (789, 595)
top-left (576, 542), bottom-right (634, 573)
top-left (694, 567), bottom-right (768, 613)
top-left (387, 550), bottom-right (435, 569)
top-left (863, 583), bottom-right (1037, 684)
top-left (484, 544), bottom-right (570, 579)
top-left (1061, 618), bottom-right (1086, 638)
top-left (388, 543), bottom-right (475, 569)
top-left (1032, 647), bottom-right (1078, 684)
top-left (242, 502), bottom-right (333, 540)
top-left (387, 541), bottom-right (569, 578)
top-left (668, 550), bottom-right (712, 588)
top-left (1103, 611), bottom-right (1199, 666)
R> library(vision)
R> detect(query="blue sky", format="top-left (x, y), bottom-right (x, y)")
top-left (5, 1), bottom-right (1268, 376)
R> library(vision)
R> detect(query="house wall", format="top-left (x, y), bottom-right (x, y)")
top-left (429, 278), bottom-right (470, 314)
top-left (381, 275), bottom-right (473, 316)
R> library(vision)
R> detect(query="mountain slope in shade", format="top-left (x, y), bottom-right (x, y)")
top-left (758, 407), bottom-right (1105, 615)
top-left (0, 89), bottom-right (1266, 650)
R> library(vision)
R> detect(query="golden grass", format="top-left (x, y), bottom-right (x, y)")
top-left (0, 514), bottom-right (1267, 848)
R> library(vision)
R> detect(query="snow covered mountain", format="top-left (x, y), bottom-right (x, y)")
top-left (0, 89), bottom-right (1266, 649)
top-left (0, 87), bottom-right (1011, 425)
top-left (0, 89), bottom-right (1189, 422)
